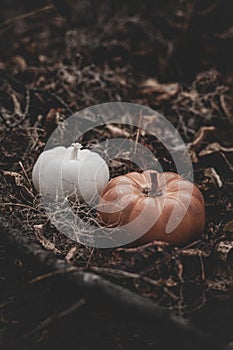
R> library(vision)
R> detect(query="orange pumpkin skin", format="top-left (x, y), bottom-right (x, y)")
top-left (97, 170), bottom-right (205, 246)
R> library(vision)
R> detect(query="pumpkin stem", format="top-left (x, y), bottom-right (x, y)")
top-left (71, 142), bottom-right (83, 160)
top-left (143, 172), bottom-right (162, 197)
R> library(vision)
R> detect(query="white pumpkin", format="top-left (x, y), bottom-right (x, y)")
top-left (32, 143), bottom-right (109, 203)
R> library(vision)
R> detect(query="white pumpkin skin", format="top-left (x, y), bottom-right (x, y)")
top-left (32, 143), bottom-right (109, 203)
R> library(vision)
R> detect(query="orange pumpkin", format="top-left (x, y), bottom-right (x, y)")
top-left (97, 170), bottom-right (205, 246)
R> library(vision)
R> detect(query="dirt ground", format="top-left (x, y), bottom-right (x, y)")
top-left (0, 1), bottom-right (233, 349)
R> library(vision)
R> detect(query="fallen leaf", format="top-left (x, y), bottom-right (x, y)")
top-left (204, 167), bottom-right (223, 187)
top-left (223, 220), bottom-right (233, 233)
top-left (140, 78), bottom-right (180, 102)
top-left (3, 170), bottom-right (25, 186)
top-left (45, 107), bottom-right (64, 130)
top-left (34, 224), bottom-right (61, 254)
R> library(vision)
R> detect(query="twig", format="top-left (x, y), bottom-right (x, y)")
top-left (65, 246), bottom-right (78, 263)
top-left (198, 254), bottom-right (206, 281)
top-left (28, 267), bottom-right (79, 284)
top-left (30, 88), bottom-right (73, 114)
top-left (0, 202), bottom-right (38, 211)
top-left (18, 160), bottom-right (32, 189)
top-left (85, 247), bottom-right (95, 268)
top-left (0, 4), bottom-right (54, 33)
top-left (0, 298), bottom-right (14, 309)
top-left (90, 266), bottom-right (179, 300)
top-left (24, 298), bottom-right (86, 338)
top-left (190, 126), bottom-right (216, 148)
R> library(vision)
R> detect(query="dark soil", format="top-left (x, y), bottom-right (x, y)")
top-left (0, 1), bottom-right (233, 349)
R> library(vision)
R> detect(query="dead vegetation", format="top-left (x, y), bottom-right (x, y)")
top-left (0, 0), bottom-right (233, 346)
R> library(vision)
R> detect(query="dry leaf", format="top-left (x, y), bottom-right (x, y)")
top-left (3, 170), bottom-right (26, 187)
top-left (45, 107), bottom-right (64, 130)
top-left (140, 78), bottom-right (180, 102)
top-left (34, 224), bottom-right (61, 255)
top-left (223, 220), bottom-right (233, 233)
top-left (204, 167), bottom-right (223, 187)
